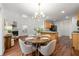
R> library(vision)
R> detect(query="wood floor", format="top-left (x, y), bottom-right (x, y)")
top-left (3, 40), bottom-right (22, 56)
top-left (3, 36), bottom-right (79, 56)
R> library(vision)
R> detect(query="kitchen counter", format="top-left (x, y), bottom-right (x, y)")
top-left (41, 31), bottom-right (58, 40)
top-left (73, 31), bottom-right (79, 33)
top-left (41, 31), bottom-right (57, 33)
top-left (72, 33), bottom-right (79, 34)
top-left (72, 31), bottom-right (79, 34)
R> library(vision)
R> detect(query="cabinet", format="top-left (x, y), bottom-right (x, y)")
top-left (44, 20), bottom-right (53, 29)
top-left (76, 15), bottom-right (79, 21)
top-left (72, 33), bottom-right (79, 50)
top-left (4, 34), bottom-right (12, 50)
top-left (41, 31), bottom-right (58, 40)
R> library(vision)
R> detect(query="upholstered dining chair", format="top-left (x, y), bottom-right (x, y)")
top-left (38, 40), bottom-right (56, 56)
top-left (19, 39), bottom-right (36, 56)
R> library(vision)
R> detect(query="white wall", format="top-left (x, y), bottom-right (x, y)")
top-left (0, 4), bottom-right (4, 55)
top-left (54, 16), bottom-right (77, 37)
top-left (3, 9), bottom-right (31, 35)
top-left (3, 6), bottom-right (78, 38)
top-left (3, 9), bottom-right (45, 36)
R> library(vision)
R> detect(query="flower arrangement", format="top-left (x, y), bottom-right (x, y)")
top-left (34, 27), bottom-right (43, 33)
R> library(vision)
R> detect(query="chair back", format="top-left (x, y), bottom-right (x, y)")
top-left (19, 39), bottom-right (36, 55)
top-left (47, 40), bottom-right (56, 55)
top-left (43, 40), bottom-right (56, 55)
top-left (19, 39), bottom-right (27, 53)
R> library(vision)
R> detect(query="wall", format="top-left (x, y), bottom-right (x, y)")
top-left (3, 9), bottom-right (45, 36)
top-left (3, 9), bottom-right (31, 35)
top-left (0, 4), bottom-right (4, 55)
top-left (4, 8), bottom-right (77, 37)
top-left (3, 6), bottom-right (77, 37)
top-left (54, 16), bottom-right (77, 37)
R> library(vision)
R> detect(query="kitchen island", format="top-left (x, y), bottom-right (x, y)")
top-left (41, 31), bottom-right (58, 40)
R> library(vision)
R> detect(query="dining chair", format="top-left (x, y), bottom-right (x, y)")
top-left (38, 40), bottom-right (56, 56)
top-left (19, 39), bottom-right (36, 56)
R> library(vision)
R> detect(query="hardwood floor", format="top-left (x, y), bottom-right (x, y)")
top-left (3, 40), bottom-right (22, 56)
top-left (3, 36), bottom-right (79, 56)
top-left (53, 36), bottom-right (79, 56)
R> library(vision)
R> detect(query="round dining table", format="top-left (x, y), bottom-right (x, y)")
top-left (25, 36), bottom-right (51, 56)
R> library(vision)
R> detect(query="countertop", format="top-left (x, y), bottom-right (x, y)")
top-left (41, 31), bottom-right (58, 33)
top-left (72, 31), bottom-right (79, 34)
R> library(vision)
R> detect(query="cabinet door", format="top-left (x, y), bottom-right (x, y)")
top-left (4, 36), bottom-right (11, 50)
top-left (44, 20), bottom-right (52, 29)
top-left (77, 34), bottom-right (79, 50)
top-left (72, 34), bottom-right (78, 50)
top-left (76, 15), bottom-right (79, 21)
top-left (51, 34), bottom-right (56, 40)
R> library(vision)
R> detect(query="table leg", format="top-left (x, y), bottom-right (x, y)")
top-left (35, 44), bottom-right (40, 56)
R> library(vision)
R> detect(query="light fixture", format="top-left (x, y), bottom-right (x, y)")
top-left (22, 14), bottom-right (28, 18)
top-left (65, 16), bottom-right (71, 19)
top-left (34, 3), bottom-right (45, 20)
top-left (61, 11), bottom-right (65, 13)
top-left (5, 26), bottom-right (12, 30)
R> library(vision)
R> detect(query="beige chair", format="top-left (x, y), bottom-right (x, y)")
top-left (38, 40), bottom-right (56, 56)
top-left (19, 39), bottom-right (36, 56)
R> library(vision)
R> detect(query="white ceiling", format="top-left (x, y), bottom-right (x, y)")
top-left (2, 3), bottom-right (79, 21)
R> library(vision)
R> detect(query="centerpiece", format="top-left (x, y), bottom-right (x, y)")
top-left (34, 27), bottom-right (43, 39)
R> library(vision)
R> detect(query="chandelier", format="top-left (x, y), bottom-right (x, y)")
top-left (34, 3), bottom-right (45, 20)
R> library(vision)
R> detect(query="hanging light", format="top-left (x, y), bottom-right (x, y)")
top-left (34, 3), bottom-right (45, 20)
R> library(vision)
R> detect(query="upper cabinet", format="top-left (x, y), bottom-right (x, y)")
top-left (76, 15), bottom-right (79, 20)
top-left (75, 10), bottom-right (79, 20)
top-left (44, 20), bottom-right (53, 29)
top-left (76, 15), bottom-right (79, 26)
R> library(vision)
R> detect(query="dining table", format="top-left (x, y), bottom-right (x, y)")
top-left (25, 35), bottom-right (51, 56)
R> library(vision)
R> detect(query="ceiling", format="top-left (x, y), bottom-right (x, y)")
top-left (2, 3), bottom-right (79, 21)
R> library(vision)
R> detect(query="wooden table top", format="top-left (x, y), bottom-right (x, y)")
top-left (26, 38), bottom-right (51, 44)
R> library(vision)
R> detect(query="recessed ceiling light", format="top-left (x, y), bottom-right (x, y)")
top-left (61, 11), bottom-right (65, 13)
top-left (22, 14), bottom-right (28, 18)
